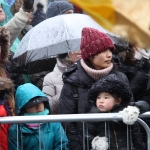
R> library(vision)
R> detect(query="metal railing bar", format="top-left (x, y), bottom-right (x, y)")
top-left (0, 113), bottom-right (123, 124)
top-left (137, 118), bottom-right (150, 150)
top-left (2, 113), bottom-right (150, 150)
top-left (0, 113), bottom-right (150, 124)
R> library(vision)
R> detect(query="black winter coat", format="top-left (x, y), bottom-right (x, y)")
top-left (86, 106), bottom-right (145, 150)
top-left (59, 59), bottom-right (133, 150)
top-left (114, 55), bottom-right (150, 104)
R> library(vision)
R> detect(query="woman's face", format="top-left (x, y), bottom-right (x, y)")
top-left (89, 49), bottom-right (112, 70)
top-left (69, 50), bottom-right (81, 63)
top-left (0, 8), bottom-right (5, 23)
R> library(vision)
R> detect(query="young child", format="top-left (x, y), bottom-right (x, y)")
top-left (86, 74), bottom-right (145, 150)
top-left (8, 83), bottom-right (69, 150)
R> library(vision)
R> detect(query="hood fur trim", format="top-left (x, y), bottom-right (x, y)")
top-left (0, 77), bottom-right (14, 91)
top-left (0, 77), bottom-right (15, 115)
top-left (0, 27), bottom-right (10, 66)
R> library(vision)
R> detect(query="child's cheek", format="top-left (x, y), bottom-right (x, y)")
top-left (105, 102), bottom-right (113, 109)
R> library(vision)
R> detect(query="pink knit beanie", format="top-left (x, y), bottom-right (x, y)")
top-left (80, 27), bottom-right (115, 60)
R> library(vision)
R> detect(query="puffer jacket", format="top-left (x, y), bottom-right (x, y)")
top-left (86, 106), bottom-right (145, 150)
top-left (42, 58), bottom-right (67, 114)
top-left (8, 122), bottom-right (68, 150)
top-left (8, 83), bottom-right (69, 150)
top-left (59, 59), bottom-right (132, 150)
top-left (4, 8), bottom-right (31, 46)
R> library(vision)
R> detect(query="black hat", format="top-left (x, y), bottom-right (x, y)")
top-left (58, 53), bottom-right (68, 59)
top-left (88, 74), bottom-right (132, 104)
top-left (24, 96), bottom-right (49, 109)
top-left (37, 2), bottom-right (44, 10)
top-left (46, 1), bottom-right (74, 18)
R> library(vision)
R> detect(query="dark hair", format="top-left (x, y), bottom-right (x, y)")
top-left (124, 44), bottom-right (136, 65)
top-left (37, 3), bottom-right (44, 10)
top-left (84, 59), bottom-right (95, 69)
top-left (107, 93), bottom-right (121, 101)
top-left (58, 53), bottom-right (68, 59)
top-left (0, 27), bottom-right (10, 66)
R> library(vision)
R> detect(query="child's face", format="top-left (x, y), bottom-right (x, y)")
top-left (96, 92), bottom-right (121, 112)
top-left (25, 102), bottom-right (44, 113)
top-left (0, 7), bottom-right (5, 23)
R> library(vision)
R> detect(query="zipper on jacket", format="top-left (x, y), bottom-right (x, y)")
top-left (112, 122), bottom-right (118, 150)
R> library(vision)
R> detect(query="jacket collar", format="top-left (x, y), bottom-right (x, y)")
top-left (54, 58), bottom-right (67, 74)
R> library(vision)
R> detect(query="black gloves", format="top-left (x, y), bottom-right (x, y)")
top-left (129, 101), bottom-right (150, 114)
top-left (23, 0), bottom-right (34, 12)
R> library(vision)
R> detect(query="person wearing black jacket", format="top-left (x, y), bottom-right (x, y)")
top-left (86, 74), bottom-right (145, 150)
top-left (59, 27), bottom-right (135, 150)
top-left (113, 45), bottom-right (150, 147)
top-left (113, 45), bottom-right (150, 105)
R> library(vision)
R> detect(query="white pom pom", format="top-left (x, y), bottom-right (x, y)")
top-left (119, 106), bottom-right (140, 125)
top-left (92, 136), bottom-right (108, 150)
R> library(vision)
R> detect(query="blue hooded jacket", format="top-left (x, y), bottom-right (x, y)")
top-left (8, 83), bottom-right (69, 150)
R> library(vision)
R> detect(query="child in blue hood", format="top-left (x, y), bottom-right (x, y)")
top-left (8, 83), bottom-right (69, 150)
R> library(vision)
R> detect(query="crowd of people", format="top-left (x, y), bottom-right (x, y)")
top-left (0, 0), bottom-right (150, 150)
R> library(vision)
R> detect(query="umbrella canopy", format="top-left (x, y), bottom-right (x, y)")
top-left (11, 13), bottom-right (128, 75)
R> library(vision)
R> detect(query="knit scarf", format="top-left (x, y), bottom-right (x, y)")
top-left (81, 59), bottom-right (113, 81)
top-left (24, 108), bottom-right (49, 129)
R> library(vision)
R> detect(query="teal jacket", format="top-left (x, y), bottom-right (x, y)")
top-left (8, 83), bottom-right (69, 150)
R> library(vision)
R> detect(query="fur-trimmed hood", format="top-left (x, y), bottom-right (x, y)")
top-left (0, 77), bottom-right (15, 115)
top-left (0, 77), bottom-right (14, 91)
top-left (0, 27), bottom-right (10, 66)
top-left (0, 77), bottom-right (14, 100)
top-left (88, 74), bottom-right (132, 106)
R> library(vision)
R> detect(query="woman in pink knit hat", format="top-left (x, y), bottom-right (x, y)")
top-left (58, 27), bottom-right (140, 150)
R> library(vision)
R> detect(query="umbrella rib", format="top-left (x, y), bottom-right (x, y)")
top-left (26, 51), bottom-right (37, 65)
top-left (63, 16), bottom-right (71, 52)
top-left (27, 26), bottom-right (39, 51)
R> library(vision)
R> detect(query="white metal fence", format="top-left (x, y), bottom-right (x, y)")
top-left (1, 112), bottom-right (150, 150)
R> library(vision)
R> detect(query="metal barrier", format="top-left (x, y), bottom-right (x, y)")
top-left (1, 113), bottom-right (150, 150)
